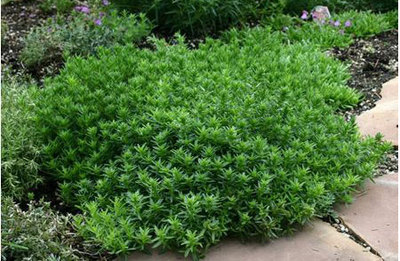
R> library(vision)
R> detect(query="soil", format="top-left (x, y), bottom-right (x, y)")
top-left (332, 30), bottom-right (398, 119)
top-left (331, 30), bottom-right (398, 176)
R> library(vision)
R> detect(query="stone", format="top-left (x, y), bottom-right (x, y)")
top-left (123, 220), bottom-right (381, 261)
top-left (336, 173), bottom-right (398, 261)
top-left (380, 77), bottom-right (398, 102)
top-left (356, 77), bottom-right (398, 145)
top-left (311, 6), bottom-right (331, 23)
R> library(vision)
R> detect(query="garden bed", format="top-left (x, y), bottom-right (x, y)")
top-left (1, 1), bottom-right (398, 260)
top-left (1, 0), bottom-right (56, 79)
top-left (334, 29), bottom-right (398, 119)
top-left (333, 29), bottom-right (398, 176)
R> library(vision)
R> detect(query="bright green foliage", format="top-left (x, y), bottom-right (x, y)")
top-left (113, 0), bottom-right (286, 35)
top-left (35, 21), bottom-right (390, 258)
top-left (1, 197), bottom-right (101, 260)
top-left (1, 74), bottom-right (41, 200)
top-left (20, 10), bottom-right (151, 68)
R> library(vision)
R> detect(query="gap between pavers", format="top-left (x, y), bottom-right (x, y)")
top-left (336, 173), bottom-right (398, 261)
top-left (123, 219), bottom-right (381, 261)
top-left (356, 77), bottom-right (398, 146)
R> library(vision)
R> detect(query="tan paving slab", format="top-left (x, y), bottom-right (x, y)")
top-left (381, 78), bottom-right (398, 102)
top-left (356, 77), bottom-right (398, 146)
top-left (336, 173), bottom-right (398, 261)
top-left (123, 220), bottom-right (381, 261)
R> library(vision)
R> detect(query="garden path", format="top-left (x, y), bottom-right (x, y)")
top-left (356, 77), bottom-right (398, 146)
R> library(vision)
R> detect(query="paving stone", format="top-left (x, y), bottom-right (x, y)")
top-left (336, 173), bottom-right (398, 261)
top-left (380, 78), bottom-right (398, 102)
top-left (356, 77), bottom-right (398, 146)
top-left (124, 220), bottom-right (381, 261)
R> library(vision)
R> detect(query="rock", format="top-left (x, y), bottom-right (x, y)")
top-left (356, 77), bottom-right (398, 146)
top-left (336, 173), bottom-right (398, 260)
top-left (311, 6), bottom-right (331, 24)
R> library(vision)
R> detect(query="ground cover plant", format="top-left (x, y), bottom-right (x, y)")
top-left (1, 197), bottom-right (104, 260)
top-left (1, 72), bottom-right (41, 200)
top-left (33, 11), bottom-right (396, 259)
top-left (1, 197), bottom-right (80, 260)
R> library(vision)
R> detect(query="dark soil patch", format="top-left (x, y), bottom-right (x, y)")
top-left (1, 0), bottom-right (62, 80)
top-left (333, 30), bottom-right (398, 118)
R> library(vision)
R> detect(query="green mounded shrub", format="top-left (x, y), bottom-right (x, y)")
top-left (21, 9), bottom-right (151, 68)
top-left (112, 0), bottom-right (287, 35)
top-left (1, 73), bottom-right (41, 200)
top-left (1, 197), bottom-right (102, 260)
top-left (35, 16), bottom-right (391, 258)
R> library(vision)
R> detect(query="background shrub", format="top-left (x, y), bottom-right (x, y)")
top-left (284, 0), bottom-right (398, 15)
top-left (112, 0), bottom-right (287, 35)
top-left (40, 0), bottom-right (76, 14)
top-left (35, 21), bottom-right (390, 258)
top-left (252, 10), bottom-right (398, 49)
top-left (1, 73), bottom-right (42, 200)
top-left (336, 10), bottom-right (398, 37)
top-left (21, 10), bottom-right (151, 68)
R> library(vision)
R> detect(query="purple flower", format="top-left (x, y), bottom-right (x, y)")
top-left (333, 20), bottom-right (340, 27)
top-left (94, 19), bottom-right (102, 26)
top-left (102, 0), bottom-right (110, 6)
top-left (301, 10), bottom-right (308, 20)
top-left (75, 5), bottom-right (90, 14)
top-left (99, 12), bottom-right (105, 17)
top-left (344, 20), bottom-right (352, 27)
top-left (339, 29), bottom-right (345, 35)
